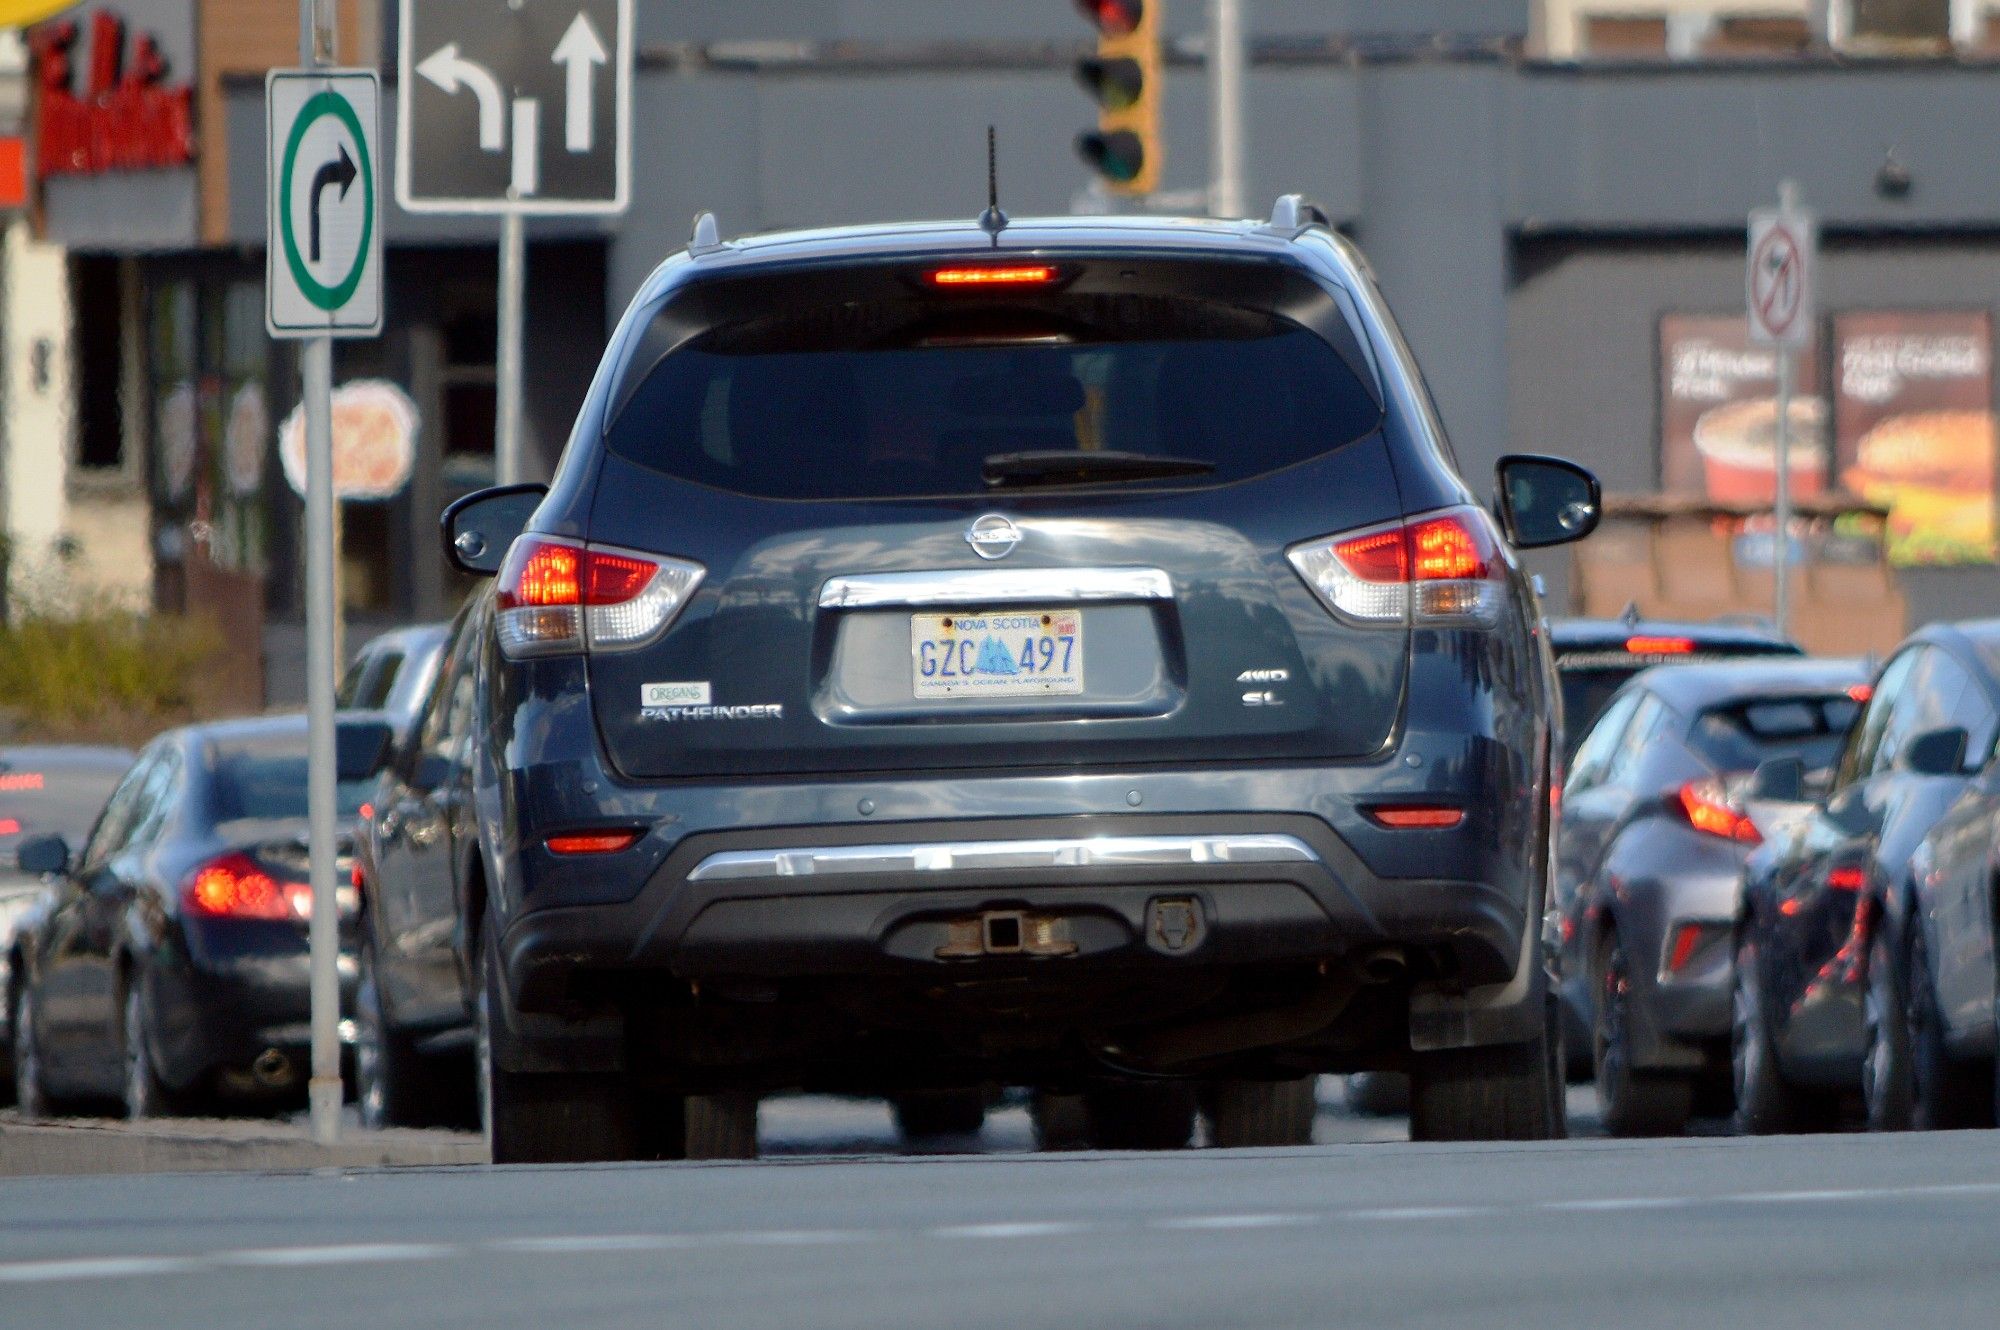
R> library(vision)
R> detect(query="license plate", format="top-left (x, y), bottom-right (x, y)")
top-left (911, 609), bottom-right (1084, 699)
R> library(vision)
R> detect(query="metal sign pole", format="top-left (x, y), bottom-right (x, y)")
top-left (1208, 0), bottom-right (1246, 218)
top-left (1773, 345), bottom-right (1794, 637)
top-left (300, 0), bottom-right (342, 1148)
top-left (496, 210), bottom-right (525, 485)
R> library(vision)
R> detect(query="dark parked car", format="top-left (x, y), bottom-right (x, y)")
top-left (1554, 659), bottom-right (1866, 1134)
top-left (1551, 616), bottom-right (1803, 765)
top-left (339, 623), bottom-right (451, 746)
top-left (1734, 624), bottom-right (2000, 1133)
top-left (379, 201), bottom-right (1601, 1162)
top-left (6, 715), bottom-right (390, 1118)
top-left (0, 745), bottom-right (135, 1101)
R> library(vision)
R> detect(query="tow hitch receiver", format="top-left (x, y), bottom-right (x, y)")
top-left (937, 910), bottom-right (1079, 959)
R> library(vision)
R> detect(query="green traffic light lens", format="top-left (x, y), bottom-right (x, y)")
top-left (1076, 130), bottom-right (1145, 184)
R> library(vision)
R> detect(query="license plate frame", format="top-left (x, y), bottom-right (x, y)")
top-left (910, 608), bottom-right (1084, 700)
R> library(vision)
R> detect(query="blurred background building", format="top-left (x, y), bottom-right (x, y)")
top-left (2, 0), bottom-right (1998, 692)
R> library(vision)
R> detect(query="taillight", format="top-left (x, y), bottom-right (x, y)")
top-left (1626, 636), bottom-right (1694, 655)
top-left (1287, 506), bottom-right (1507, 627)
top-left (495, 536), bottom-right (704, 659)
top-left (1676, 779), bottom-right (1761, 845)
top-left (183, 852), bottom-right (310, 921)
top-left (1826, 866), bottom-right (1866, 892)
top-left (926, 264), bottom-right (1057, 287)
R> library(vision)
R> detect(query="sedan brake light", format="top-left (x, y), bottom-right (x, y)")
top-left (1676, 779), bottom-right (1761, 845)
top-left (1288, 506), bottom-right (1507, 627)
top-left (183, 852), bottom-right (310, 921)
top-left (496, 536), bottom-right (705, 658)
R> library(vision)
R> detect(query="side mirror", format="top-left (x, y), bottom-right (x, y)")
top-left (442, 483), bottom-right (548, 576)
top-left (1494, 454), bottom-right (1602, 550)
top-left (1904, 726), bottom-right (1969, 778)
top-left (336, 721), bottom-right (396, 782)
top-left (15, 833), bottom-right (70, 876)
top-left (1747, 756), bottom-right (1806, 803)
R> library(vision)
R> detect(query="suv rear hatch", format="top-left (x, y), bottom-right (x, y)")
top-left (568, 252), bottom-right (1425, 780)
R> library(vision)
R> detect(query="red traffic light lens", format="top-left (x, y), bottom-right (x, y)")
top-left (1075, 0), bottom-right (1143, 35)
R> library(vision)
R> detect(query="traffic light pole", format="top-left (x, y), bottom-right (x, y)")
top-left (299, 0), bottom-right (342, 1149)
top-left (1208, 0), bottom-right (1246, 218)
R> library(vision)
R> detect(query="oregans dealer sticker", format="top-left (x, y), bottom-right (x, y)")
top-left (642, 681), bottom-right (711, 707)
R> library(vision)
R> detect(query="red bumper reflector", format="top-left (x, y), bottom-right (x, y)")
top-left (1365, 806), bottom-right (1465, 830)
top-left (545, 831), bottom-right (643, 856)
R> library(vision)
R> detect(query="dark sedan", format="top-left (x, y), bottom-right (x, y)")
top-left (1734, 623), bottom-right (2000, 1133)
top-left (6, 714), bottom-right (389, 1118)
top-left (1555, 659), bottom-right (1866, 1134)
top-left (0, 745), bottom-right (135, 1100)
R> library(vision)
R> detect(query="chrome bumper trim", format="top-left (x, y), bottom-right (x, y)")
top-left (685, 833), bottom-right (1320, 882)
top-left (818, 567), bottom-right (1173, 609)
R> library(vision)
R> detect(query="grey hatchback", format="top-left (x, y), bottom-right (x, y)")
top-left (390, 198), bottom-right (1600, 1161)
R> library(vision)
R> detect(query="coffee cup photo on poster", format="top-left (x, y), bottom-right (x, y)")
top-left (1661, 313), bottom-right (1825, 504)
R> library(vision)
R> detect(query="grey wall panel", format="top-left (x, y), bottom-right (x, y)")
top-left (46, 173), bottom-right (200, 252)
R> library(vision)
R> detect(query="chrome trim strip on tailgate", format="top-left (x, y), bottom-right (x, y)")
top-left (686, 833), bottom-right (1319, 882)
top-left (818, 567), bottom-right (1173, 609)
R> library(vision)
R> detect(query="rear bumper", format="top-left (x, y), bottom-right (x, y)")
top-left (491, 811), bottom-right (1546, 1073)
top-left (148, 929), bottom-right (357, 1092)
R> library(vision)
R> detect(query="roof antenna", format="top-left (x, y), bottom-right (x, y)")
top-left (978, 125), bottom-right (1008, 246)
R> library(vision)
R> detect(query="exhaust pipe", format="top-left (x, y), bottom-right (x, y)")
top-left (251, 1049), bottom-right (295, 1090)
top-left (1352, 947), bottom-right (1407, 986)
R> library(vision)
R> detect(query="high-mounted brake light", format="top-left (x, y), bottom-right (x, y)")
top-left (927, 265), bottom-right (1057, 287)
top-left (545, 831), bottom-right (645, 856)
top-left (495, 536), bottom-right (705, 659)
top-left (1626, 636), bottom-right (1695, 655)
top-left (183, 852), bottom-right (310, 921)
top-left (1287, 506), bottom-right (1507, 627)
top-left (1676, 780), bottom-right (1761, 845)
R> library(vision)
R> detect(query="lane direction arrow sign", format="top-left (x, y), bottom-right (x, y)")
top-left (268, 69), bottom-right (382, 338)
top-left (397, 0), bottom-right (631, 215)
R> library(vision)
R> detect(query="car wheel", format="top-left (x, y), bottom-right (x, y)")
top-left (1084, 1080), bottom-right (1197, 1150)
top-left (1203, 1076), bottom-right (1318, 1148)
top-left (1409, 990), bottom-right (1566, 1142)
top-left (123, 980), bottom-right (188, 1120)
top-left (1594, 935), bottom-right (1692, 1137)
top-left (1862, 930), bottom-right (1915, 1132)
top-left (891, 1089), bottom-right (988, 1141)
top-left (1731, 937), bottom-right (1832, 1134)
top-left (12, 984), bottom-right (55, 1119)
top-left (684, 1093), bottom-right (759, 1160)
top-left (357, 936), bottom-right (472, 1131)
top-left (476, 916), bottom-right (644, 1164)
top-left (1028, 1090), bottom-right (1092, 1151)
top-left (1907, 925), bottom-right (1992, 1131)
top-left (1342, 1071), bottom-right (1409, 1117)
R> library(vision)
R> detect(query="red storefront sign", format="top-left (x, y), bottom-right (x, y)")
top-left (32, 10), bottom-right (194, 177)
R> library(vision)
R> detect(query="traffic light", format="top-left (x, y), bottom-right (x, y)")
top-left (1074, 0), bottom-right (1161, 195)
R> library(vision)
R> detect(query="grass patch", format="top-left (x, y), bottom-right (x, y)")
top-left (0, 597), bottom-right (224, 745)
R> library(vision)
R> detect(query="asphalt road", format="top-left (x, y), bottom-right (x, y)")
top-left (5, 1086), bottom-right (1995, 1330)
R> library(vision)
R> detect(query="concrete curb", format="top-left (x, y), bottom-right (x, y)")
top-left (0, 1113), bottom-right (487, 1176)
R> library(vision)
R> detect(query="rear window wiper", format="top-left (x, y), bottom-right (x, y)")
top-left (982, 450), bottom-right (1218, 489)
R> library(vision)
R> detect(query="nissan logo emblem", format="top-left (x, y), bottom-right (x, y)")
top-left (965, 514), bottom-right (1023, 560)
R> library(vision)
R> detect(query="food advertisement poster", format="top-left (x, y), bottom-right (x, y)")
top-left (277, 379), bottom-right (419, 501)
top-left (1660, 314), bottom-right (1823, 502)
top-left (1833, 311), bottom-right (1997, 567)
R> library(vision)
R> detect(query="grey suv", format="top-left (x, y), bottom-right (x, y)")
top-left (365, 198), bottom-right (1600, 1160)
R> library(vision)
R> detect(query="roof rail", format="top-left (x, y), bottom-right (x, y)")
top-left (688, 211), bottom-right (725, 257)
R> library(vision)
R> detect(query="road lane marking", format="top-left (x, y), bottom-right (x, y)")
top-left (218, 1244), bottom-right (455, 1267)
top-left (1539, 1197), bottom-right (1695, 1213)
top-left (930, 1221), bottom-right (1091, 1240)
top-left (489, 1235), bottom-right (692, 1254)
top-left (0, 1256), bottom-right (201, 1283)
top-left (1338, 1206), bottom-right (1496, 1221)
top-left (1152, 1213), bottom-right (1319, 1230)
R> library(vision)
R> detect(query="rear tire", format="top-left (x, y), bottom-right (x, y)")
top-left (1862, 930), bottom-right (1915, 1132)
top-left (684, 1093), bottom-right (759, 1160)
top-left (123, 980), bottom-right (193, 1120)
top-left (1732, 937), bottom-right (1832, 1134)
top-left (12, 984), bottom-right (63, 1119)
top-left (891, 1089), bottom-right (987, 1141)
top-left (1907, 926), bottom-right (1992, 1130)
top-left (477, 918), bottom-right (644, 1164)
top-left (1204, 1076), bottom-right (1318, 1148)
top-left (1028, 1090), bottom-right (1092, 1151)
top-left (357, 936), bottom-right (473, 1130)
top-left (1594, 936), bottom-right (1693, 1137)
top-left (1342, 1071), bottom-right (1409, 1117)
top-left (1409, 992), bottom-right (1566, 1142)
top-left (1083, 1080), bottom-right (1197, 1150)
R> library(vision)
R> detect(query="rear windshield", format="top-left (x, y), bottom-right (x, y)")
top-left (208, 738), bottom-right (375, 823)
top-left (1689, 697), bottom-right (1862, 774)
top-left (1558, 669), bottom-right (1634, 763)
top-left (607, 292), bottom-right (1384, 501)
top-left (0, 752), bottom-right (132, 862)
